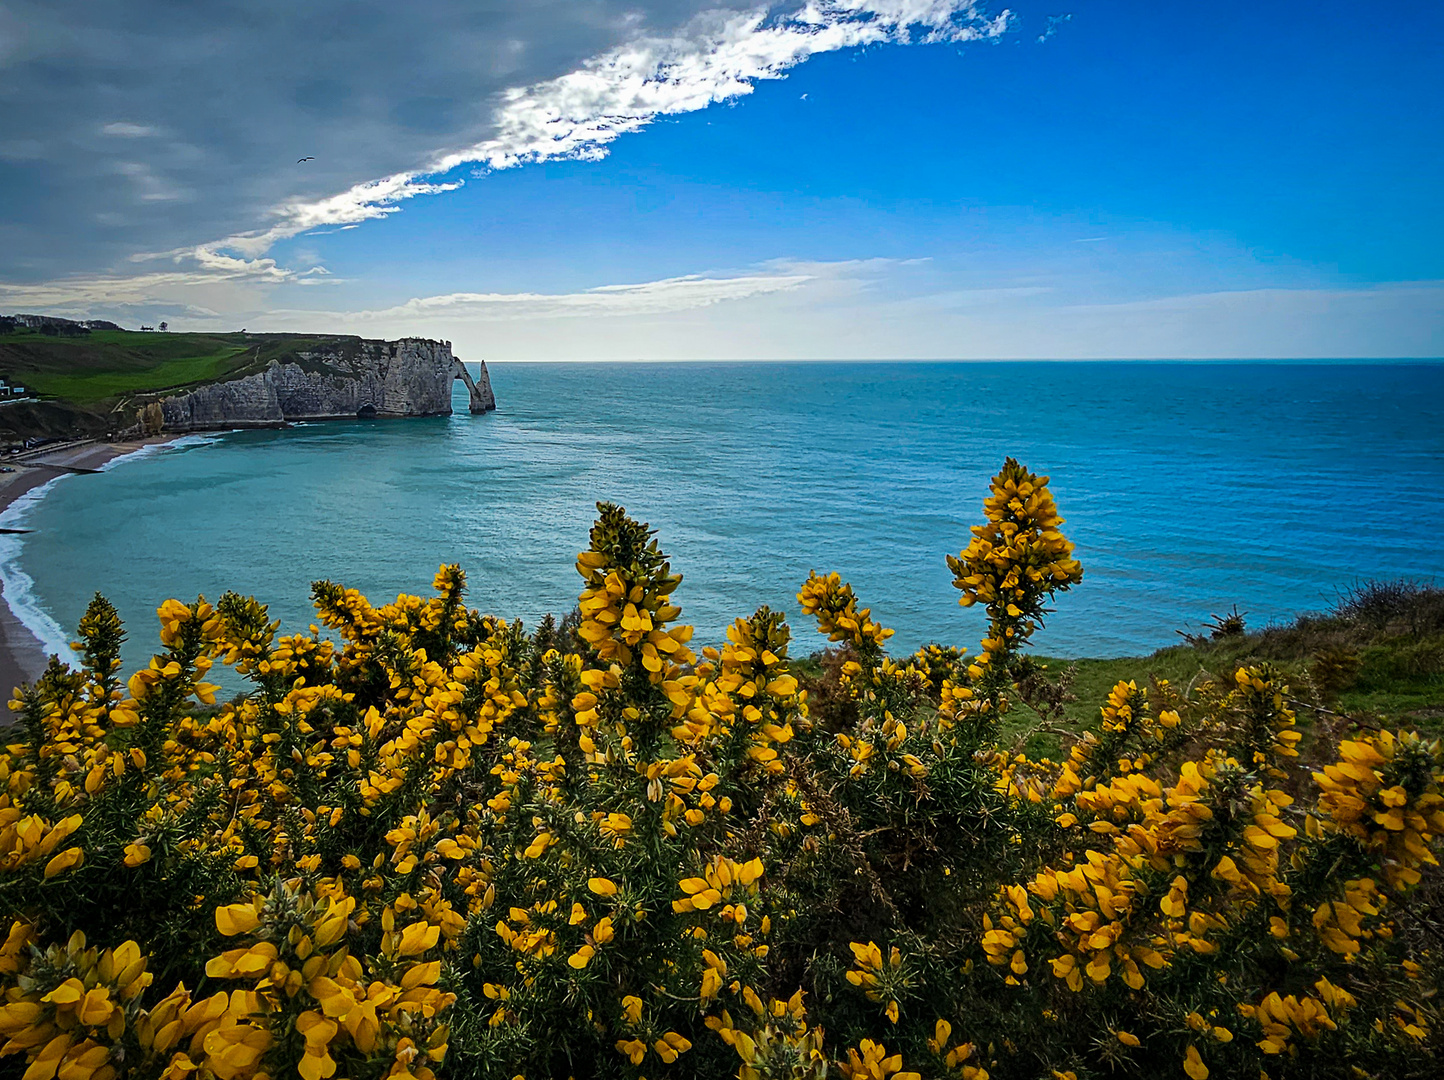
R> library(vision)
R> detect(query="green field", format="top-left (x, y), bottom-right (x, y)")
top-left (0, 330), bottom-right (251, 402)
top-left (0, 329), bottom-right (349, 405)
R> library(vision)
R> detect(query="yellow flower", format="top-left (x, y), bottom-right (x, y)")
top-left (654, 1032), bottom-right (692, 1063)
top-left (214, 902), bottom-right (259, 937)
top-left (622, 995), bottom-right (643, 1025)
top-left (614, 1038), bottom-right (646, 1066)
top-left (1183, 1045), bottom-right (1208, 1079)
top-left (396, 921), bottom-right (440, 956)
top-left (43, 846), bottom-right (84, 879)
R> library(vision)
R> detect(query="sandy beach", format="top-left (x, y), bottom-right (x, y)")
top-left (0, 437), bottom-right (178, 698)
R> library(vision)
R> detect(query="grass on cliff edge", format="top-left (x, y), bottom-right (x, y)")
top-left (0, 329), bottom-right (358, 404)
top-left (795, 579), bottom-right (1444, 762)
top-left (1011, 582), bottom-right (1444, 758)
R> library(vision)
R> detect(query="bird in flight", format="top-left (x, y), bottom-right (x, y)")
top-left (297, 156), bottom-right (314, 163)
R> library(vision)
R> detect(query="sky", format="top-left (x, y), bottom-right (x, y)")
top-left (0, 0), bottom-right (1440, 359)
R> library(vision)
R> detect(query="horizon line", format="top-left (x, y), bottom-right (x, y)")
top-left (475, 356), bottom-right (1444, 364)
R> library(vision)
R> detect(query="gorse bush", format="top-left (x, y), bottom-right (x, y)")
top-left (1336, 580), bottom-right (1444, 639)
top-left (0, 459), bottom-right (1440, 1080)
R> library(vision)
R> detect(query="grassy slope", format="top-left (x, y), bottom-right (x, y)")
top-left (1004, 628), bottom-right (1443, 759)
top-left (795, 586), bottom-right (1444, 764)
top-left (0, 330), bottom-right (356, 405)
top-left (0, 331), bottom-right (250, 402)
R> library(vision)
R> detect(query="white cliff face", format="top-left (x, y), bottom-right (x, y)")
top-left (155, 338), bottom-right (495, 431)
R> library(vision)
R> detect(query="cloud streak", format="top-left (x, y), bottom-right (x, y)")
top-left (448, 1), bottom-right (1008, 172)
top-left (101, 122), bottom-right (160, 138)
top-left (292, 271), bottom-right (818, 323)
top-left (0, 251), bottom-right (312, 313)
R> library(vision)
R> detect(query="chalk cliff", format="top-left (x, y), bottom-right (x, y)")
top-left (151, 337), bottom-right (494, 432)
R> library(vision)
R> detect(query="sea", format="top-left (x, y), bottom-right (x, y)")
top-left (2, 361), bottom-right (1441, 678)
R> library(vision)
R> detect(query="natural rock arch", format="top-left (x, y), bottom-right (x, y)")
top-left (452, 357), bottom-right (495, 414)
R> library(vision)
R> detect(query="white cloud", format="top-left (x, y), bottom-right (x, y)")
top-left (101, 122), bottom-right (158, 137)
top-left (275, 269), bottom-right (817, 324)
top-left (222, 176), bottom-right (467, 258)
top-left (213, 1), bottom-right (1009, 256)
top-left (441, 1), bottom-right (1008, 173)
top-left (884, 285), bottom-right (1053, 309)
top-left (117, 161), bottom-right (185, 202)
top-left (422, 275), bottom-right (1444, 361)
top-left (1, 1), bottom-right (1010, 297)
top-left (1036, 13), bottom-right (1071, 43)
top-left (0, 250), bottom-right (303, 311)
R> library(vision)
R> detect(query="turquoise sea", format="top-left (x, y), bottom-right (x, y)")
top-left (2, 361), bottom-right (1442, 676)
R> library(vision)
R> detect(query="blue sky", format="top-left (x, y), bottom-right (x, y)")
top-left (2, 0), bottom-right (1440, 357)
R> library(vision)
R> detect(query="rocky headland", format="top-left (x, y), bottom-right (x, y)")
top-left (141, 337), bottom-right (494, 433)
top-left (0, 322), bottom-right (497, 443)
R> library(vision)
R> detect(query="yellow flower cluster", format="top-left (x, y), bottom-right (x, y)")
top-left (201, 879), bottom-right (454, 1080)
top-left (672, 855), bottom-right (765, 915)
top-left (945, 458), bottom-right (1082, 692)
top-left (1225, 665), bottom-right (1303, 773)
top-left (948, 458), bottom-right (1082, 616)
top-left (836, 1038), bottom-right (920, 1080)
top-left (1313, 729), bottom-right (1444, 888)
top-left (1307, 877), bottom-right (1382, 956)
top-left (0, 811), bottom-right (84, 879)
top-left (0, 931), bottom-right (150, 1080)
top-left (845, 941), bottom-right (908, 1023)
top-left (1051, 680), bottom-right (1180, 800)
top-left (706, 993), bottom-right (821, 1080)
top-left (797, 572), bottom-right (894, 654)
top-left (1238, 979), bottom-right (1357, 1055)
top-left (985, 854), bottom-right (1163, 992)
top-left (926, 1020), bottom-right (988, 1079)
top-left (670, 611), bottom-right (803, 777)
top-left (574, 506), bottom-right (694, 677)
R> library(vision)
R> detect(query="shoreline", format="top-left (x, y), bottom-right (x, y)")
top-left (0, 437), bottom-right (189, 698)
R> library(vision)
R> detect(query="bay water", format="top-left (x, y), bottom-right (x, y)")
top-left (4, 361), bottom-right (1442, 677)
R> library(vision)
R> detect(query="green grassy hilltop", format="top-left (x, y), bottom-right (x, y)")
top-left (0, 329), bottom-right (359, 403)
top-left (0, 327), bottom-right (357, 440)
top-left (0, 329), bottom-right (252, 403)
